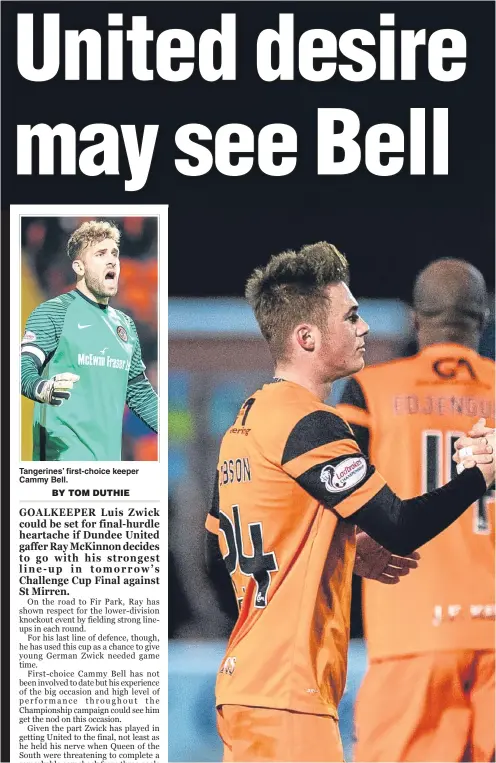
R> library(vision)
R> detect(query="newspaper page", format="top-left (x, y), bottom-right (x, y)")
top-left (3, 3), bottom-right (494, 763)
top-left (10, 205), bottom-right (166, 763)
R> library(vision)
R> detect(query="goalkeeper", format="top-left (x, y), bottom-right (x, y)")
top-left (20, 220), bottom-right (158, 461)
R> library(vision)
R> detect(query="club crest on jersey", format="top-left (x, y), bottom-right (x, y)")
top-left (21, 330), bottom-right (36, 344)
top-left (117, 325), bottom-right (128, 342)
top-left (320, 457), bottom-right (367, 493)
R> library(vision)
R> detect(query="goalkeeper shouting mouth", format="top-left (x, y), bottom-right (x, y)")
top-left (20, 220), bottom-right (158, 461)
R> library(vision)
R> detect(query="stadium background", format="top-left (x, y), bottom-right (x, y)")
top-left (20, 215), bottom-right (158, 461)
top-left (169, 253), bottom-right (494, 762)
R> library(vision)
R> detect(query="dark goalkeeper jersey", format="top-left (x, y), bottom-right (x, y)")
top-left (21, 289), bottom-right (158, 461)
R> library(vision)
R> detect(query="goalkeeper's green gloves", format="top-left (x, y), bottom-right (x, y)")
top-left (34, 373), bottom-right (80, 406)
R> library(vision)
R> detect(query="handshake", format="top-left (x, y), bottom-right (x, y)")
top-left (453, 418), bottom-right (495, 489)
top-left (354, 417), bottom-right (495, 586)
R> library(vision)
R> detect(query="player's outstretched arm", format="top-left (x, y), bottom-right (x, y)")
top-left (281, 410), bottom-right (494, 557)
top-left (348, 432), bottom-right (494, 556)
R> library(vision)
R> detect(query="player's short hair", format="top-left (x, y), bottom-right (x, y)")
top-left (245, 242), bottom-right (350, 361)
top-left (67, 220), bottom-right (120, 261)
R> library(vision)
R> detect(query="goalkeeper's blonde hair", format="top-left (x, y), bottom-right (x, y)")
top-left (245, 242), bottom-right (350, 362)
top-left (67, 220), bottom-right (120, 261)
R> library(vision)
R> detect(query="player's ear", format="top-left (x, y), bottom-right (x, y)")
top-left (72, 258), bottom-right (84, 276)
top-left (295, 324), bottom-right (315, 351)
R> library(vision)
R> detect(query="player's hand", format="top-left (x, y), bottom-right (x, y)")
top-left (354, 532), bottom-right (420, 584)
top-left (467, 418), bottom-right (495, 439)
top-left (35, 373), bottom-right (80, 406)
top-left (452, 419), bottom-right (495, 489)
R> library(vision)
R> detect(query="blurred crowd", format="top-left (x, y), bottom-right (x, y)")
top-left (21, 215), bottom-right (159, 461)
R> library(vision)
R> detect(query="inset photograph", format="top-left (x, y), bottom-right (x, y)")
top-left (19, 214), bottom-right (159, 461)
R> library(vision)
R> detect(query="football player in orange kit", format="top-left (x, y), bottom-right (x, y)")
top-left (204, 244), bottom-right (495, 763)
top-left (337, 259), bottom-right (495, 763)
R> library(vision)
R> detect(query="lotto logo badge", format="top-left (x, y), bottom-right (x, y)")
top-left (21, 330), bottom-right (36, 344)
top-left (320, 457), bottom-right (367, 493)
top-left (220, 657), bottom-right (237, 676)
top-left (117, 325), bottom-right (128, 342)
